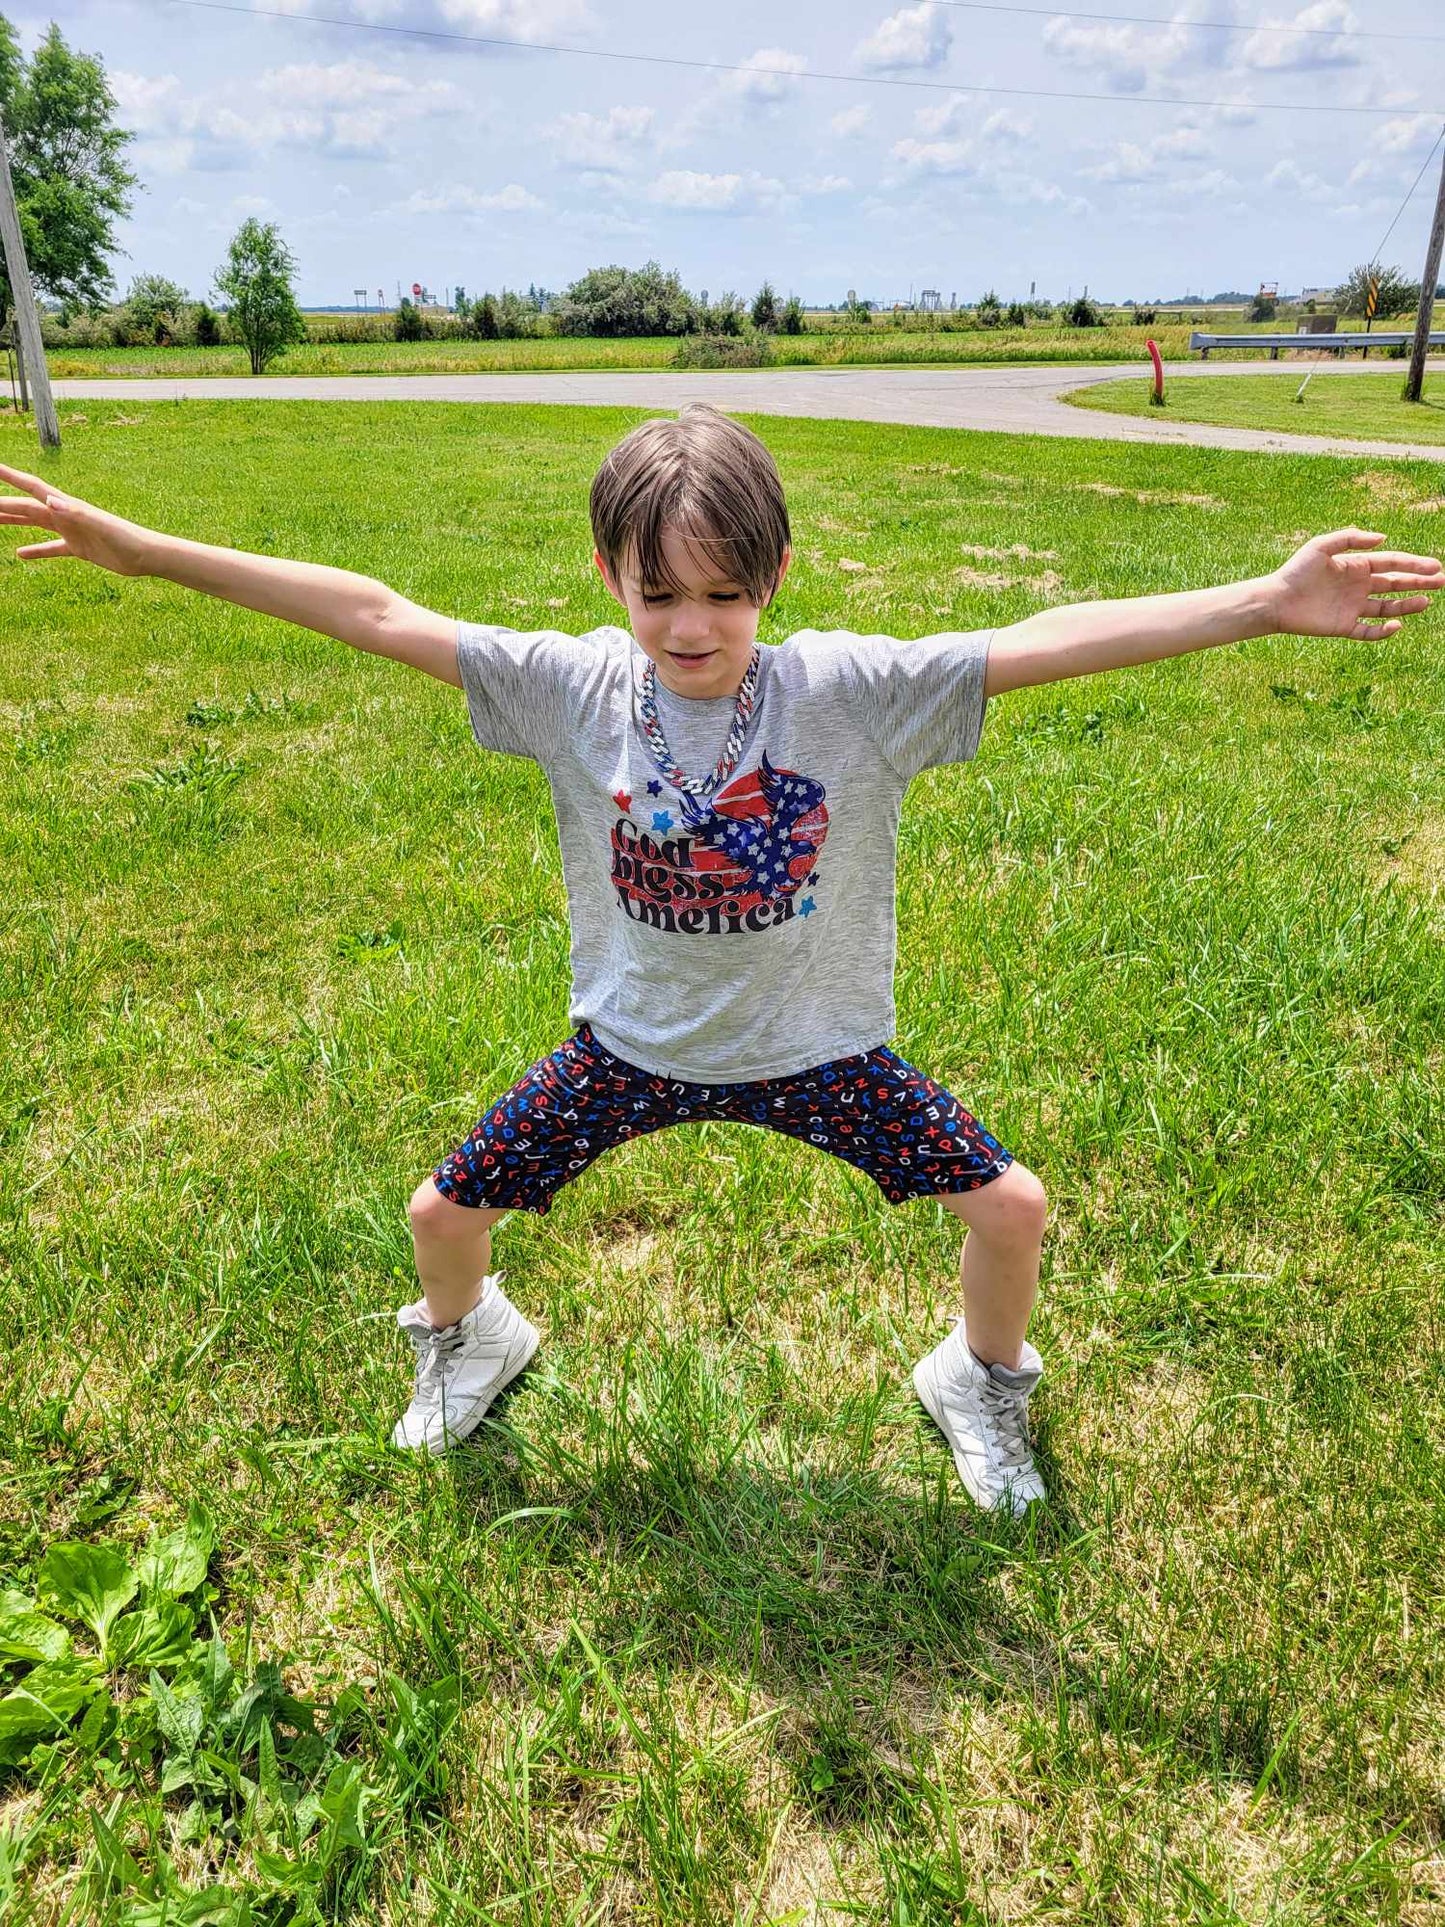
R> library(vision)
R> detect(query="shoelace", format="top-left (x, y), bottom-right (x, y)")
top-left (408, 1324), bottom-right (467, 1411)
top-left (975, 1379), bottom-right (1033, 1472)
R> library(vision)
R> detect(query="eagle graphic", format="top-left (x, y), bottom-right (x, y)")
top-left (678, 753), bottom-right (826, 901)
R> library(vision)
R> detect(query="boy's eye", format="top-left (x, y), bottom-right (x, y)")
top-left (710, 593), bottom-right (741, 603)
top-left (642, 593), bottom-right (674, 607)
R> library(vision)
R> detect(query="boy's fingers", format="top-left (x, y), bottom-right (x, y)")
top-left (1363, 553), bottom-right (1445, 576)
top-left (1318, 528), bottom-right (1385, 553)
top-left (1367, 567), bottom-right (1445, 590)
top-left (15, 539), bottom-right (71, 560)
top-left (1368, 595), bottom-right (1430, 615)
top-left (0, 461), bottom-right (54, 501)
top-left (0, 498), bottom-right (56, 523)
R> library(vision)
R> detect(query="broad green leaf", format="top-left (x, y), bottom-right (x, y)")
top-left (75, 1688), bottom-right (115, 1756)
top-left (256, 1717), bottom-right (283, 1813)
top-left (38, 1542), bottom-right (138, 1645)
top-left (150, 1670), bottom-right (205, 1760)
top-left (137, 1503), bottom-right (216, 1603)
top-left (0, 1663), bottom-right (99, 1762)
top-left (107, 1599), bottom-right (197, 1672)
top-left (0, 1588), bottom-right (70, 1664)
top-left (317, 1760), bottom-right (366, 1851)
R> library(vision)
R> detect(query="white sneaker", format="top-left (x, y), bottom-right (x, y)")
top-left (912, 1323), bottom-right (1046, 1515)
top-left (391, 1277), bottom-right (540, 1455)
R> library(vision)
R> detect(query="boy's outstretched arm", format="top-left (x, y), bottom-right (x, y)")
top-left (0, 462), bottom-right (461, 687)
top-left (984, 528), bottom-right (1445, 698)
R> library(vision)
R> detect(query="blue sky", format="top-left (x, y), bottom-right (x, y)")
top-left (28, 0), bottom-right (1445, 307)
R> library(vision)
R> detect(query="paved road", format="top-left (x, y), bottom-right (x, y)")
top-left (51, 358), bottom-right (1445, 462)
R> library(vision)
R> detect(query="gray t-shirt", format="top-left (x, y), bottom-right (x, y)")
top-left (455, 622), bottom-right (991, 1081)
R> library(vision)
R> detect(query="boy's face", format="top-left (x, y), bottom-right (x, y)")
top-left (595, 525), bottom-right (790, 700)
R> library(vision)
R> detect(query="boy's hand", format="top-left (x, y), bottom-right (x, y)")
top-left (0, 462), bottom-right (154, 576)
top-left (1268, 528), bottom-right (1445, 640)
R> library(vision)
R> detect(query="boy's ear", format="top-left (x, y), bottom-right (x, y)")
top-left (767, 545), bottom-right (793, 604)
top-left (594, 548), bottom-right (626, 606)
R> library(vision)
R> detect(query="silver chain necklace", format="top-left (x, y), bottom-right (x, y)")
top-left (637, 646), bottom-right (761, 797)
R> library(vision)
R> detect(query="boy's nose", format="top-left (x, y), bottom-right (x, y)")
top-left (671, 606), bottom-right (711, 643)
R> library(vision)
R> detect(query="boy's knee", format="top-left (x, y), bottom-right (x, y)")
top-left (950, 1162), bottom-right (1047, 1246)
top-left (408, 1179), bottom-right (501, 1236)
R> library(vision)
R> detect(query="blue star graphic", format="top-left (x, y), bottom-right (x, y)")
top-left (647, 779), bottom-right (663, 796)
top-left (651, 810), bottom-right (674, 832)
top-left (799, 897), bottom-right (816, 917)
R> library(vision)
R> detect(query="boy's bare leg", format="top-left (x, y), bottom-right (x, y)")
top-left (940, 1163), bottom-right (1047, 1369)
top-left (407, 1182), bottom-right (508, 1327)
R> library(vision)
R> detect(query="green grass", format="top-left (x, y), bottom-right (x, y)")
top-left (1069, 370), bottom-right (1445, 445)
top-left (3, 399), bottom-right (1445, 1922)
top-left (43, 321), bottom-right (1273, 380)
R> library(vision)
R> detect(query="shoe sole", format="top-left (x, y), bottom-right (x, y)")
top-left (912, 1351), bottom-right (1040, 1517)
top-left (400, 1321), bottom-right (542, 1456)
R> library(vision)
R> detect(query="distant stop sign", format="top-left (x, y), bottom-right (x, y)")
top-left (411, 282), bottom-right (422, 299)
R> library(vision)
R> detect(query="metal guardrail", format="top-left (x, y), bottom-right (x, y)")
top-left (1191, 330), bottom-right (1445, 359)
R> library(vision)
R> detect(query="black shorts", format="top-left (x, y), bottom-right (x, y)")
top-left (432, 1024), bottom-right (1013, 1213)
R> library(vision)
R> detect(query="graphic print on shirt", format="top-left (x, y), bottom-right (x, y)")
top-left (610, 752), bottom-right (829, 935)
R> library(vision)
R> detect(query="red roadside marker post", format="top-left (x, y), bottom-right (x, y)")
top-left (1146, 337), bottom-right (1165, 406)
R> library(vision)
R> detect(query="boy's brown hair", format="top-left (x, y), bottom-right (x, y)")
top-left (589, 403), bottom-right (790, 605)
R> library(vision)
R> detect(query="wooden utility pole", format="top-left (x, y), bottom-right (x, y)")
top-left (1403, 135), bottom-right (1445, 405)
top-left (0, 111), bottom-right (57, 448)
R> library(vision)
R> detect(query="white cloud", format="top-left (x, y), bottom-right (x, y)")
top-left (720, 47), bottom-right (808, 105)
top-left (1085, 123), bottom-right (1211, 181)
top-left (113, 59), bottom-right (462, 168)
top-left (267, 0), bottom-right (593, 38)
top-left (829, 104), bottom-right (873, 138)
top-left (892, 137), bottom-right (976, 177)
top-left (546, 104), bottom-right (654, 170)
top-left (856, 4), bottom-right (952, 73)
top-left (893, 108), bottom-right (1032, 177)
top-left (1374, 113), bottom-right (1440, 155)
top-left (1265, 157), bottom-right (1335, 201)
top-left (646, 169), bottom-right (785, 211)
top-left (802, 174), bottom-right (853, 194)
top-left (1239, 1), bottom-right (1362, 72)
top-left (1042, 3), bottom-right (1247, 95)
top-left (400, 182), bottom-right (544, 212)
top-left (111, 71), bottom-right (184, 133)
top-left (915, 99), bottom-right (1032, 141)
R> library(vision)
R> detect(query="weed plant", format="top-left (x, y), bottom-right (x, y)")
top-left (1, 402), bottom-right (1444, 1920)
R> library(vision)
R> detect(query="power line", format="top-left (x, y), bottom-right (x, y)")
top-left (927, 0), bottom-right (1442, 48)
top-left (1370, 121), bottom-right (1445, 266)
top-left (160, 0), bottom-right (1442, 118)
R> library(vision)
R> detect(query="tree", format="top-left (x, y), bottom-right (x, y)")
top-left (780, 294), bottom-right (804, 335)
top-left (213, 218), bottom-right (305, 375)
top-left (750, 281), bottom-right (778, 331)
top-left (125, 273), bottom-right (188, 342)
top-left (976, 288), bottom-right (1003, 328)
top-left (1247, 291), bottom-right (1277, 323)
top-left (0, 20), bottom-right (135, 329)
top-left (193, 301), bottom-right (220, 347)
top-left (552, 261), bottom-right (695, 337)
top-left (473, 293), bottom-right (499, 340)
top-left (1334, 261), bottom-right (1419, 319)
top-left (1060, 295), bottom-right (1103, 328)
top-left (394, 295), bottom-right (425, 342)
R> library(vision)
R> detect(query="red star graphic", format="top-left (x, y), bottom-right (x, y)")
top-left (613, 789), bottom-right (632, 812)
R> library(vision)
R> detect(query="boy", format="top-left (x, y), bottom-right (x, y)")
top-left (2, 408), bottom-right (1439, 1514)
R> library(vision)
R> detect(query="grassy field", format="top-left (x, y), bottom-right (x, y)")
top-left (1069, 370), bottom-right (1445, 445)
top-left (40, 322), bottom-right (1278, 381)
top-left (3, 400), bottom-right (1445, 1923)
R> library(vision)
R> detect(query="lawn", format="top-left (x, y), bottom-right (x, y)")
top-left (1068, 369), bottom-right (1445, 445)
top-left (42, 321), bottom-right (1251, 381)
top-left (3, 400), bottom-right (1445, 1923)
